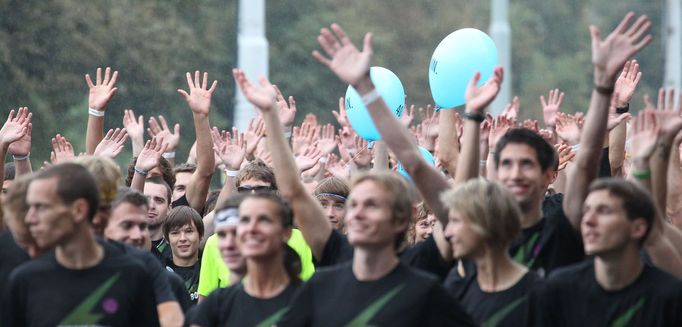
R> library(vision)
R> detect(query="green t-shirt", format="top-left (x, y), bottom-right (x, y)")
top-left (197, 228), bottom-right (315, 297)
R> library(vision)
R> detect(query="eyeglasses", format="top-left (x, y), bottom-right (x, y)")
top-left (237, 185), bottom-right (273, 193)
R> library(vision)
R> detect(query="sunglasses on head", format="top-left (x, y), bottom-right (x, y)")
top-left (237, 185), bottom-right (273, 193)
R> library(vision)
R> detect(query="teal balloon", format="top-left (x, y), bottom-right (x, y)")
top-left (428, 28), bottom-right (498, 109)
top-left (345, 66), bottom-right (405, 141)
top-left (397, 146), bottom-right (435, 181)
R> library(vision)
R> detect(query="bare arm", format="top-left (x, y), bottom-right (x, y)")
top-left (177, 71), bottom-right (218, 212)
top-left (233, 69), bottom-right (331, 261)
top-left (437, 110), bottom-right (460, 178)
top-left (8, 110), bottom-right (33, 175)
top-left (84, 67), bottom-right (118, 154)
top-left (563, 13), bottom-right (652, 229)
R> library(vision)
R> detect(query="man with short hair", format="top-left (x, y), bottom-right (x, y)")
top-left (145, 176), bottom-right (173, 262)
top-left (1, 162), bottom-right (15, 203)
top-left (172, 163), bottom-right (197, 203)
top-left (2, 163), bottom-right (158, 326)
top-left (526, 179), bottom-right (682, 325)
top-left (163, 206), bottom-right (204, 304)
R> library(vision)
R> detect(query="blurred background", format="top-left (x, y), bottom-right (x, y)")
top-left (0, 0), bottom-right (672, 168)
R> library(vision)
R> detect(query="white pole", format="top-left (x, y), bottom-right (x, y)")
top-left (234, 0), bottom-right (268, 131)
top-left (488, 0), bottom-right (511, 116)
top-left (664, 0), bottom-right (681, 97)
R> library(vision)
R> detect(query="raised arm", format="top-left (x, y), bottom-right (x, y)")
top-left (178, 71), bottom-right (217, 211)
top-left (562, 13), bottom-right (652, 229)
top-left (8, 107), bottom-right (33, 175)
top-left (123, 109), bottom-right (145, 157)
top-left (233, 69), bottom-right (331, 261)
top-left (131, 136), bottom-right (168, 192)
top-left (610, 61), bottom-right (640, 175)
top-left (148, 115), bottom-right (180, 166)
top-left (437, 109), bottom-right (461, 178)
top-left (85, 67), bottom-right (118, 154)
top-left (0, 108), bottom-right (30, 194)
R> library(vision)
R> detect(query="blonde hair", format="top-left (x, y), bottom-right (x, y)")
top-left (74, 156), bottom-right (121, 205)
top-left (440, 178), bottom-right (522, 250)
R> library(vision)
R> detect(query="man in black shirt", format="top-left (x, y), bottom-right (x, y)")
top-left (2, 163), bottom-right (159, 326)
top-left (163, 205), bottom-right (203, 304)
top-left (527, 179), bottom-right (682, 326)
top-left (145, 176), bottom-right (175, 262)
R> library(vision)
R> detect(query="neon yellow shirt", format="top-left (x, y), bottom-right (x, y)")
top-left (197, 228), bottom-right (315, 297)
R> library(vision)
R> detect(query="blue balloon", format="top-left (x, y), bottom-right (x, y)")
top-left (345, 67), bottom-right (405, 141)
top-left (397, 146), bottom-right (435, 181)
top-left (428, 28), bottom-right (498, 109)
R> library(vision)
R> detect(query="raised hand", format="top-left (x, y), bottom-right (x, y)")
top-left (614, 60), bottom-right (642, 107)
top-left (607, 95), bottom-right (632, 131)
top-left (352, 135), bottom-right (372, 168)
top-left (400, 104), bottom-right (415, 127)
top-left (317, 124), bottom-right (337, 155)
top-left (295, 145), bottom-right (323, 172)
top-left (555, 112), bottom-right (583, 145)
top-left (332, 97), bottom-right (351, 129)
top-left (6, 108), bottom-right (32, 156)
top-left (212, 127), bottom-right (246, 170)
top-left (630, 109), bottom-right (660, 163)
top-left (178, 71), bottom-right (218, 117)
top-left (85, 67), bottom-right (118, 112)
top-left (489, 115), bottom-right (514, 150)
top-left (94, 128), bottom-right (128, 158)
top-left (555, 143), bottom-right (576, 171)
top-left (541, 89), bottom-right (564, 128)
top-left (313, 23), bottom-right (373, 85)
top-left (292, 121), bottom-right (318, 156)
top-left (148, 115), bottom-right (180, 152)
top-left (590, 12), bottom-right (652, 85)
top-left (652, 88), bottom-right (682, 142)
top-left (522, 119), bottom-right (540, 133)
top-left (233, 68), bottom-right (277, 111)
top-left (419, 105), bottom-right (440, 139)
top-left (245, 116), bottom-right (265, 157)
top-left (50, 134), bottom-right (75, 164)
top-left (273, 85), bottom-right (297, 128)
top-left (135, 136), bottom-right (168, 172)
top-left (325, 153), bottom-right (350, 181)
top-left (465, 67), bottom-right (504, 113)
top-left (501, 96), bottom-right (519, 122)
top-left (0, 107), bottom-right (31, 146)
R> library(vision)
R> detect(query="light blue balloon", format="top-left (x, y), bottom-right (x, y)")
top-left (345, 67), bottom-right (405, 141)
top-left (428, 28), bottom-right (498, 109)
top-left (397, 146), bottom-right (435, 181)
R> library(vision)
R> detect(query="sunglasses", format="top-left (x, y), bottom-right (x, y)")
top-left (237, 185), bottom-right (273, 193)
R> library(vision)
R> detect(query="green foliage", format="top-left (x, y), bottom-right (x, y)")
top-left (0, 0), bottom-right (666, 170)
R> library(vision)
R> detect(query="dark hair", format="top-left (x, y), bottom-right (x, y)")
top-left (203, 190), bottom-right (221, 216)
top-left (283, 244), bottom-right (302, 282)
top-left (163, 206), bottom-right (205, 241)
top-left (494, 128), bottom-right (557, 172)
top-left (173, 163), bottom-right (197, 175)
top-left (236, 159), bottom-right (277, 190)
top-left (240, 191), bottom-right (293, 228)
top-left (111, 187), bottom-right (149, 211)
top-left (588, 178), bottom-right (655, 245)
top-left (125, 156), bottom-right (175, 189)
top-left (145, 176), bottom-right (172, 205)
top-left (4, 162), bottom-right (15, 181)
top-left (32, 163), bottom-right (100, 222)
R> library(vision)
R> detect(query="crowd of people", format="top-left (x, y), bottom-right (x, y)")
top-left (2, 11), bottom-right (682, 327)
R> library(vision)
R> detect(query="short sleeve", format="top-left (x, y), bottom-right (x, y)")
top-left (315, 229), bottom-right (353, 268)
top-left (188, 289), bottom-right (222, 327)
top-left (276, 279), bottom-right (314, 327)
top-left (288, 229), bottom-right (316, 280)
top-left (197, 234), bottom-right (225, 297)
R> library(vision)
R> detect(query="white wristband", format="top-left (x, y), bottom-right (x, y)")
top-left (162, 152), bottom-right (176, 159)
top-left (283, 127), bottom-right (292, 138)
top-left (88, 108), bottom-right (105, 117)
top-left (13, 152), bottom-right (30, 161)
top-left (225, 169), bottom-right (239, 177)
top-left (319, 155), bottom-right (328, 164)
top-left (361, 89), bottom-right (382, 106)
top-left (480, 160), bottom-right (487, 165)
top-left (570, 144), bottom-right (580, 153)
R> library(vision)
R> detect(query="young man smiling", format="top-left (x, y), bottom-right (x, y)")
top-left (163, 206), bottom-right (204, 304)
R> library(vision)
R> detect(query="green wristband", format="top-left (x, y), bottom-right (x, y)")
top-left (631, 169), bottom-right (651, 180)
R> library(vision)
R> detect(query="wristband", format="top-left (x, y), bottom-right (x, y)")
top-left (360, 89), bottom-right (382, 106)
top-left (480, 160), bottom-right (487, 165)
top-left (224, 169), bottom-right (240, 177)
top-left (615, 103), bottom-right (629, 114)
top-left (134, 166), bottom-right (148, 176)
top-left (283, 126), bottom-right (292, 138)
top-left (631, 169), bottom-right (651, 180)
top-left (13, 152), bottom-right (30, 161)
top-left (88, 108), bottom-right (105, 117)
top-left (319, 155), bottom-right (328, 164)
top-left (594, 85), bottom-right (614, 95)
top-left (570, 144), bottom-right (580, 153)
top-left (162, 152), bottom-right (176, 159)
top-left (463, 111), bottom-right (485, 123)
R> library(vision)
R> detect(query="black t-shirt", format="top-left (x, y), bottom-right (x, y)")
top-left (277, 262), bottom-right (476, 327)
top-left (444, 268), bottom-right (542, 326)
top-left (190, 281), bottom-right (299, 327)
top-left (166, 260), bottom-right (201, 305)
top-left (511, 193), bottom-right (584, 277)
top-left (166, 269), bottom-right (193, 313)
top-left (172, 193), bottom-right (190, 208)
top-left (152, 237), bottom-right (173, 263)
top-left (316, 229), bottom-right (452, 280)
top-left (107, 239), bottom-right (178, 305)
top-left (1, 239), bottom-right (159, 326)
top-left (526, 259), bottom-right (682, 326)
top-left (0, 230), bottom-right (30, 294)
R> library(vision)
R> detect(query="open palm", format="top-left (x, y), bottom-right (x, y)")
top-left (313, 24), bottom-right (372, 85)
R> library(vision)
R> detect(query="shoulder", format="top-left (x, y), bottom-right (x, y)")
top-left (642, 265), bottom-right (682, 294)
top-left (8, 253), bottom-right (57, 283)
top-left (547, 260), bottom-right (593, 283)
